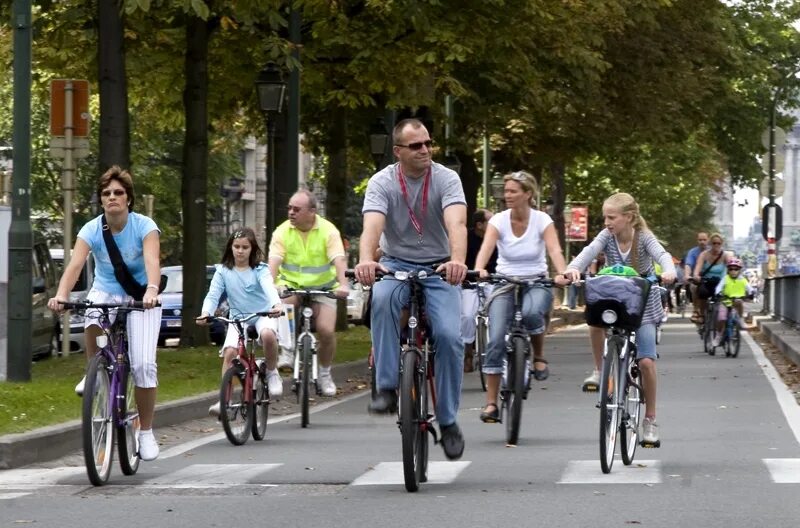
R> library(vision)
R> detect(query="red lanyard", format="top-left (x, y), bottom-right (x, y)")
top-left (397, 164), bottom-right (431, 242)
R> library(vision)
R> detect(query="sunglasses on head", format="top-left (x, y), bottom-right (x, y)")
top-left (395, 139), bottom-right (433, 151)
top-left (508, 172), bottom-right (529, 183)
top-left (101, 189), bottom-right (126, 197)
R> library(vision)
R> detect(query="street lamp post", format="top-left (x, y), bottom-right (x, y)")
top-left (369, 118), bottom-right (389, 170)
top-left (255, 63), bottom-right (286, 237)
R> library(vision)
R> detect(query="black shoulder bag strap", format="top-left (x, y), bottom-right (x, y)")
top-left (101, 215), bottom-right (147, 301)
top-left (700, 251), bottom-right (722, 278)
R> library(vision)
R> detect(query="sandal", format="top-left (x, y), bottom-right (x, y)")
top-left (480, 403), bottom-right (500, 423)
top-left (532, 359), bottom-right (549, 381)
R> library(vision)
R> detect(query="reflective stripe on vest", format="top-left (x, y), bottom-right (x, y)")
top-left (276, 216), bottom-right (338, 289)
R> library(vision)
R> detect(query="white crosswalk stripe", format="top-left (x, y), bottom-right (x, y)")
top-left (142, 464), bottom-right (282, 488)
top-left (0, 467), bottom-right (85, 488)
top-left (350, 461), bottom-right (471, 486)
top-left (558, 460), bottom-right (662, 484)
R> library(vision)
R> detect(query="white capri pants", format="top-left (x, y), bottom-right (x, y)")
top-left (84, 289), bottom-right (162, 388)
top-left (220, 315), bottom-right (282, 354)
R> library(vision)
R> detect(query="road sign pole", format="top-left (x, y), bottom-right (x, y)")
top-left (60, 80), bottom-right (75, 358)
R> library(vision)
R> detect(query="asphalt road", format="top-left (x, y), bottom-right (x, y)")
top-left (3, 316), bottom-right (800, 528)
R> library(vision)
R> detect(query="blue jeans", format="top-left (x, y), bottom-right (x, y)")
top-left (636, 323), bottom-right (657, 360)
top-left (370, 257), bottom-right (463, 426)
top-left (483, 285), bottom-right (553, 374)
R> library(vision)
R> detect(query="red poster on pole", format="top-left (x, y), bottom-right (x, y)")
top-left (567, 204), bottom-right (588, 241)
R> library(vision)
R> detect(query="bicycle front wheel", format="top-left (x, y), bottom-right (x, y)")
top-left (116, 368), bottom-right (140, 476)
top-left (619, 357), bottom-right (641, 465)
top-left (728, 323), bottom-right (741, 358)
top-left (220, 365), bottom-right (253, 446)
top-left (252, 370), bottom-right (269, 441)
top-left (599, 338), bottom-right (623, 474)
top-left (82, 355), bottom-right (114, 486)
top-left (703, 322), bottom-right (716, 355)
top-left (502, 336), bottom-right (527, 446)
top-left (299, 334), bottom-right (312, 428)
top-left (400, 348), bottom-right (427, 492)
top-left (476, 317), bottom-right (488, 392)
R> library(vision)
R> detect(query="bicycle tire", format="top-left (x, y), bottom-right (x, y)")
top-left (502, 336), bottom-right (527, 445)
top-left (703, 323), bottom-right (716, 355)
top-left (82, 354), bottom-right (114, 486)
top-left (728, 322), bottom-right (741, 358)
top-left (300, 334), bottom-right (312, 428)
top-left (619, 355), bottom-right (641, 465)
top-left (252, 370), bottom-right (269, 441)
top-left (599, 337), bottom-right (622, 474)
top-left (220, 365), bottom-right (252, 446)
top-left (116, 368), bottom-right (140, 476)
top-left (400, 348), bottom-right (425, 492)
top-left (476, 317), bottom-right (488, 392)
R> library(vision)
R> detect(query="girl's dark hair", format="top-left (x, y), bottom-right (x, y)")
top-left (221, 227), bottom-right (263, 269)
top-left (98, 165), bottom-right (136, 212)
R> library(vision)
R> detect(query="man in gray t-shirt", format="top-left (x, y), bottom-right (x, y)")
top-left (355, 118), bottom-right (468, 460)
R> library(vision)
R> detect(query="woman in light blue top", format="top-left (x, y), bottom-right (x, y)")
top-left (197, 227), bottom-right (283, 415)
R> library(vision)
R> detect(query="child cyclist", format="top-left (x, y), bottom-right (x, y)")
top-left (711, 257), bottom-right (752, 347)
top-left (563, 193), bottom-right (675, 446)
top-left (196, 227), bottom-right (283, 417)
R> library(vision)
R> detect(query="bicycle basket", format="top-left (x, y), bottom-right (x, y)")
top-left (584, 274), bottom-right (651, 330)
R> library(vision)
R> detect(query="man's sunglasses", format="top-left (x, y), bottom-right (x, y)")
top-left (101, 189), bottom-right (126, 197)
top-left (395, 140), bottom-right (434, 151)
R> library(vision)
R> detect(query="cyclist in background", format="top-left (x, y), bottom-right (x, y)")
top-left (692, 232), bottom-right (730, 325)
top-left (684, 231), bottom-right (709, 323)
top-left (198, 227), bottom-right (283, 416)
top-left (268, 189), bottom-right (350, 397)
top-left (563, 192), bottom-right (675, 446)
top-left (711, 258), bottom-right (752, 347)
top-left (473, 171), bottom-right (568, 423)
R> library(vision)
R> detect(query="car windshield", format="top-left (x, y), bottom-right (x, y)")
top-left (161, 267), bottom-right (215, 294)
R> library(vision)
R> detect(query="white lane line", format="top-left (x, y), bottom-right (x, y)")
top-left (0, 492), bottom-right (31, 499)
top-left (160, 389), bottom-right (369, 459)
top-left (558, 460), bottom-right (661, 484)
top-left (763, 459), bottom-right (800, 483)
top-left (350, 461), bottom-right (471, 486)
top-left (143, 463), bottom-right (281, 488)
top-left (742, 331), bottom-right (800, 446)
top-left (0, 467), bottom-right (85, 488)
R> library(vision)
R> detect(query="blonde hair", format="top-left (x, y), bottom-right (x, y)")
top-left (603, 192), bottom-right (649, 233)
top-left (503, 171), bottom-right (539, 207)
top-left (709, 232), bottom-right (724, 244)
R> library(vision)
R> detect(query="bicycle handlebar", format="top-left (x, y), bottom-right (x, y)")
top-left (345, 268), bottom-right (480, 283)
top-left (58, 300), bottom-right (160, 311)
top-left (484, 273), bottom-right (556, 287)
top-left (279, 288), bottom-right (339, 299)
top-left (198, 311), bottom-right (276, 325)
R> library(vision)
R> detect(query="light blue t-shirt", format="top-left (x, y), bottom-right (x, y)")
top-left (201, 263), bottom-right (282, 317)
top-left (77, 212), bottom-right (160, 297)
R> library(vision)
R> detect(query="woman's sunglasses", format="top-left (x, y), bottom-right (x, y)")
top-left (101, 189), bottom-right (126, 197)
top-left (395, 140), bottom-right (434, 151)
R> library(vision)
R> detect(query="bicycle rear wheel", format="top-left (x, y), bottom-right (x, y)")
top-left (599, 338), bottom-right (623, 474)
top-left (619, 356), bottom-right (641, 465)
top-left (400, 348), bottom-right (427, 492)
top-left (220, 365), bottom-right (253, 446)
top-left (117, 368), bottom-right (140, 476)
top-left (299, 334), bottom-right (312, 428)
top-left (82, 355), bottom-right (114, 486)
top-left (252, 370), bottom-right (269, 441)
top-left (476, 317), bottom-right (488, 392)
top-left (502, 336), bottom-right (527, 445)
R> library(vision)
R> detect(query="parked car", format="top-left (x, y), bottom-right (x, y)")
top-left (158, 265), bottom-right (226, 346)
top-left (50, 249), bottom-right (95, 355)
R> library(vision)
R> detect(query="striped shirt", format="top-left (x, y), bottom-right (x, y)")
top-left (567, 229), bottom-right (675, 325)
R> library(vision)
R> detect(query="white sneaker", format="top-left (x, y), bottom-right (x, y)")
top-left (277, 350), bottom-right (294, 371)
top-left (641, 417), bottom-right (660, 445)
top-left (661, 312), bottom-right (669, 324)
top-left (266, 370), bottom-right (283, 398)
top-left (208, 401), bottom-right (221, 418)
top-left (75, 375), bottom-right (86, 396)
top-left (582, 369), bottom-right (600, 392)
top-left (138, 430), bottom-right (159, 461)
top-left (318, 372), bottom-right (337, 397)
top-left (712, 334), bottom-right (722, 347)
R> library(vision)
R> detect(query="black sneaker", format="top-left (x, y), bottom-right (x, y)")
top-left (368, 389), bottom-right (398, 414)
top-left (440, 422), bottom-right (465, 460)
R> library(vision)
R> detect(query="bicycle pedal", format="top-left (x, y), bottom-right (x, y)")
top-left (639, 440), bottom-right (661, 448)
top-left (583, 385), bottom-right (599, 393)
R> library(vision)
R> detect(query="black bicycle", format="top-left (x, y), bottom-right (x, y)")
top-left (348, 268), bottom-right (478, 492)
top-left (280, 288), bottom-right (338, 428)
top-left (484, 274), bottom-right (554, 445)
top-left (59, 300), bottom-right (151, 486)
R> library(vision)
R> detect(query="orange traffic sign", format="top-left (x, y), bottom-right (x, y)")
top-left (50, 79), bottom-right (90, 137)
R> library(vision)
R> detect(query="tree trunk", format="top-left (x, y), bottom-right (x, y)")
top-left (456, 149), bottom-right (478, 220)
top-left (180, 16), bottom-right (211, 347)
top-left (97, 0), bottom-right (130, 174)
top-left (326, 107), bottom-right (348, 331)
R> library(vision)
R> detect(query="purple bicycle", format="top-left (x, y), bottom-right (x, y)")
top-left (60, 300), bottom-right (150, 486)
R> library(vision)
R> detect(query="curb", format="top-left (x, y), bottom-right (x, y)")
top-left (756, 316), bottom-right (800, 368)
top-left (0, 358), bottom-right (369, 470)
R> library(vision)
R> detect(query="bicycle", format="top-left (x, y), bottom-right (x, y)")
top-left (700, 295), bottom-right (721, 356)
top-left (348, 267), bottom-right (479, 492)
top-left (484, 273), bottom-right (555, 445)
top-left (464, 280), bottom-right (490, 392)
top-left (280, 288), bottom-right (339, 428)
top-left (200, 311), bottom-right (275, 446)
top-left (710, 295), bottom-right (746, 358)
top-left (59, 300), bottom-right (151, 486)
top-left (584, 271), bottom-right (657, 474)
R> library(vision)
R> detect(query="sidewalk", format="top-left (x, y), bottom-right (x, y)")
top-left (0, 359), bottom-right (371, 470)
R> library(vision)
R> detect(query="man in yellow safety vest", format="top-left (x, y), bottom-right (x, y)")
top-left (268, 189), bottom-right (349, 396)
